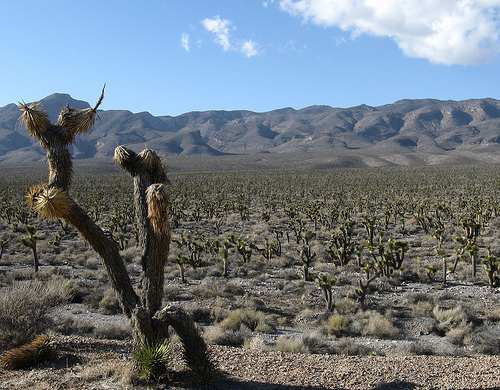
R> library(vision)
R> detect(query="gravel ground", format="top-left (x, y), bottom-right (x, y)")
top-left (1, 336), bottom-right (500, 390)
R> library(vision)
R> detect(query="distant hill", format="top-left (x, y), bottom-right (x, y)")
top-left (2, 94), bottom-right (500, 166)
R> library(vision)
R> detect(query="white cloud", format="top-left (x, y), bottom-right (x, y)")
top-left (181, 33), bottom-right (190, 52)
top-left (242, 40), bottom-right (259, 57)
top-left (201, 16), bottom-right (260, 57)
top-left (202, 16), bottom-right (233, 51)
top-left (279, 0), bottom-right (500, 65)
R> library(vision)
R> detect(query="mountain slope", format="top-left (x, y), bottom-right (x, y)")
top-left (1, 94), bottom-right (500, 165)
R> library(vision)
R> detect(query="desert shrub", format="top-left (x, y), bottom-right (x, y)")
top-left (56, 315), bottom-right (95, 335)
top-left (411, 301), bottom-right (433, 317)
top-left (406, 341), bottom-right (437, 356)
top-left (93, 323), bottom-right (131, 340)
top-left (219, 309), bottom-right (275, 334)
top-left (432, 305), bottom-right (468, 335)
top-left (0, 279), bottom-right (72, 347)
top-left (192, 279), bottom-right (245, 298)
top-left (326, 314), bottom-right (350, 336)
top-left (331, 338), bottom-right (371, 356)
top-left (469, 324), bottom-right (500, 354)
top-left (99, 288), bottom-right (122, 315)
top-left (274, 336), bottom-right (309, 354)
top-left (363, 313), bottom-right (399, 339)
top-left (357, 311), bottom-right (399, 339)
top-left (407, 292), bottom-right (433, 305)
top-left (274, 336), bottom-right (309, 353)
top-left (334, 299), bottom-right (359, 315)
top-left (204, 326), bottom-right (246, 347)
top-left (301, 331), bottom-right (332, 354)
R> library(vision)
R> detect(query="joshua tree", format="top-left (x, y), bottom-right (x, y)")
top-left (19, 88), bottom-right (213, 381)
top-left (315, 273), bottom-right (336, 312)
top-left (0, 234), bottom-right (12, 262)
top-left (20, 225), bottom-right (40, 273)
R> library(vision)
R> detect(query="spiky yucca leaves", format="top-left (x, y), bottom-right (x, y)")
top-left (132, 339), bottom-right (171, 381)
top-left (114, 145), bottom-right (139, 175)
top-left (56, 85), bottom-right (105, 136)
top-left (26, 184), bottom-right (69, 219)
top-left (138, 149), bottom-right (168, 184)
top-left (1, 334), bottom-right (57, 369)
top-left (18, 101), bottom-right (50, 139)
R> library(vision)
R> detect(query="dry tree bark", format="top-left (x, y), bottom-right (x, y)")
top-left (19, 87), bottom-right (214, 381)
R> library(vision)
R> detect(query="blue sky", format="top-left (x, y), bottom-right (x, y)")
top-left (2, 0), bottom-right (500, 116)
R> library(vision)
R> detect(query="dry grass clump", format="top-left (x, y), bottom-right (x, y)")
top-left (274, 336), bottom-right (309, 353)
top-left (405, 341), bottom-right (438, 356)
top-left (192, 278), bottom-right (245, 298)
top-left (326, 314), bottom-right (350, 336)
top-left (75, 357), bottom-right (135, 387)
top-left (204, 326), bottom-right (247, 347)
top-left (361, 311), bottom-right (399, 339)
top-left (219, 308), bottom-right (276, 334)
top-left (345, 310), bottom-right (399, 339)
top-left (99, 288), bottom-right (122, 314)
top-left (331, 338), bottom-right (372, 356)
top-left (0, 279), bottom-right (72, 347)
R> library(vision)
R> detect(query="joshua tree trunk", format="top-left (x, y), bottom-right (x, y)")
top-left (32, 242), bottom-right (39, 273)
top-left (19, 87), bottom-right (213, 381)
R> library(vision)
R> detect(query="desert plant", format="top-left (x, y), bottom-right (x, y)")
top-left (315, 273), bottom-right (336, 312)
top-left (299, 229), bottom-right (317, 280)
top-left (361, 311), bottom-right (399, 339)
top-left (274, 336), bottom-right (308, 353)
top-left (482, 246), bottom-right (500, 288)
top-left (19, 89), bottom-right (214, 381)
top-left (1, 334), bottom-right (57, 369)
top-left (355, 260), bottom-right (381, 308)
top-left (220, 309), bottom-right (275, 333)
top-left (221, 239), bottom-right (230, 277)
top-left (0, 280), bottom-right (71, 347)
top-left (0, 234), bottom-right (12, 261)
top-left (326, 314), bottom-right (350, 335)
top-left (425, 265), bottom-right (439, 283)
top-left (325, 220), bottom-right (356, 266)
top-left (132, 339), bottom-right (170, 381)
top-left (20, 224), bottom-right (40, 272)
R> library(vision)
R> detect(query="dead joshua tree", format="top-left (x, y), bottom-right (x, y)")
top-left (19, 87), bottom-right (214, 382)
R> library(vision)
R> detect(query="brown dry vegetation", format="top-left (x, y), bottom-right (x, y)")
top-left (2, 160), bottom-right (500, 388)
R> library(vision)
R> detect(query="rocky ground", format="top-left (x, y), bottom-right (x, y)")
top-left (1, 335), bottom-right (500, 390)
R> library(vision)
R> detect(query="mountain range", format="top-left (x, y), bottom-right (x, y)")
top-left (2, 93), bottom-right (500, 166)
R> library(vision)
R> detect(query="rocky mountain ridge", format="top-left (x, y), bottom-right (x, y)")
top-left (1, 93), bottom-right (500, 165)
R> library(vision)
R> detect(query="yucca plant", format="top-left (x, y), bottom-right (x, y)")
top-left (132, 339), bottom-right (171, 381)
